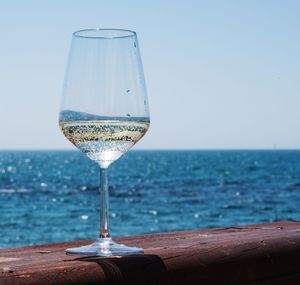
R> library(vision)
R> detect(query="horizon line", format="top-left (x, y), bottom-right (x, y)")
top-left (1, 148), bottom-right (300, 152)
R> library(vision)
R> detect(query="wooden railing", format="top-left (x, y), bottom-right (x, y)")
top-left (1, 221), bottom-right (300, 285)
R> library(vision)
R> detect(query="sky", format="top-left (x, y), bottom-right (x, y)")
top-left (0, 0), bottom-right (299, 150)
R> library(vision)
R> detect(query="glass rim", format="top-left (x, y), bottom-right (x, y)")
top-left (73, 28), bottom-right (136, 39)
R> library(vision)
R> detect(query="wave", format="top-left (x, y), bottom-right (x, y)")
top-left (0, 188), bottom-right (29, 193)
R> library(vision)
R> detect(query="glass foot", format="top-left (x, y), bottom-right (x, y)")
top-left (66, 237), bottom-right (144, 256)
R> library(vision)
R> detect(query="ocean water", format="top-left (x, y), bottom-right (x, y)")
top-left (1, 150), bottom-right (300, 248)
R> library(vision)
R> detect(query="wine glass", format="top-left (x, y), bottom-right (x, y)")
top-left (59, 29), bottom-right (150, 256)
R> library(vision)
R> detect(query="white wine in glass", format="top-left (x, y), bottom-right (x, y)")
top-left (59, 29), bottom-right (150, 256)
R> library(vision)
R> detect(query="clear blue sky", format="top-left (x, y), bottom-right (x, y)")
top-left (0, 0), bottom-right (299, 149)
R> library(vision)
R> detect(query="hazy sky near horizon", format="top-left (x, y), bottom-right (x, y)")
top-left (0, 0), bottom-right (299, 150)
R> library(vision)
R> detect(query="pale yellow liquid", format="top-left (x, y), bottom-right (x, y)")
top-left (60, 120), bottom-right (150, 168)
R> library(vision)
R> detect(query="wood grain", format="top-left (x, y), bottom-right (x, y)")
top-left (1, 221), bottom-right (300, 285)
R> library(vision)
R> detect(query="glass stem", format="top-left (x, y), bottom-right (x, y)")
top-left (99, 167), bottom-right (110, 239)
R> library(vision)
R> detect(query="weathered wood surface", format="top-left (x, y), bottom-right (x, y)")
top-left (1, 221), bottom-right (300, 285)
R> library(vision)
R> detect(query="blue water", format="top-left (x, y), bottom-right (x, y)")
top-left (1, 150), bottom-right (300, 248)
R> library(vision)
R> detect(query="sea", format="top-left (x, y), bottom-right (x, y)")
top-left (1, 150), bottom-right (300, 248)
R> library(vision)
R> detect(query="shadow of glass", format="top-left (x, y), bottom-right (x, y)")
top-left (73, 254), bottom-right (168, 284)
